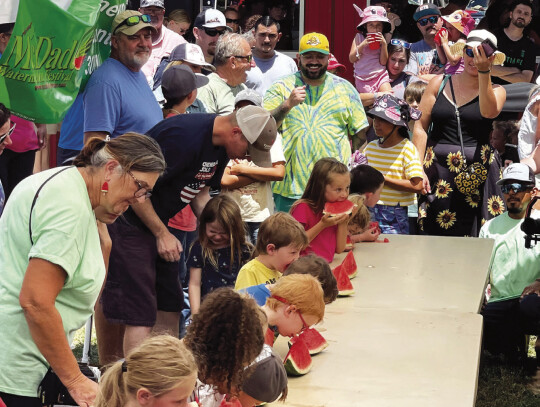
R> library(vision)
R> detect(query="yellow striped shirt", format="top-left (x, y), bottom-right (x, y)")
top-left (364, 139), bottom-right (423, 206)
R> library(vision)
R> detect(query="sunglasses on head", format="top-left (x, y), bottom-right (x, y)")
top-left (390, 39), bottom-right (411, 49)
top-left (114, 14), bottom-right (152, 34)
top-left (0, 122), bottom-right (16, 144)
top-left (500, 183), bottom-right (532, 194)
top-left (226, 18), bottom-right (240, 24)
top-left (418, 16), bottom-right (439, 26)
top-left (203, 27), bottom-right (226, 37)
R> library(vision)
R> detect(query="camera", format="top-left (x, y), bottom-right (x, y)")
top-left (521, 196), bottom-right (540, 248)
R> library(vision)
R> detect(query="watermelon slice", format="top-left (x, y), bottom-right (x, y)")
top-left (341, 250), bottom-right (357, 279)
top-left (289, 328), bottom-right (328, 355)
top-left (332, 264), bottom-right (355, 296)
top-left (265, 327), bottom-right (277, 346)
top-left (323, 200), bottom-right (356, 217)
top-left (369, 221), bottom-right (382, 234)
top-left (344, 235), bottom-right (353, 251)
top-left (284, 336), bottom-right (313, 376)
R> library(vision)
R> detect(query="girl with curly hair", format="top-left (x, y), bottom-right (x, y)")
top-left (184, 287), bottom-right (265, 406)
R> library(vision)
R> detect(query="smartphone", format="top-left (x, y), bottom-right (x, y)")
top-left (480, 38), bottom-right (497, 58)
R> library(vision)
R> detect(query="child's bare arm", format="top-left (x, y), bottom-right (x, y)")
top-left (229, 162), bottom-right (285, 182)
top-left (304, 213), bottom-right (348, 243)
top-left (383, 176), bottom-right (423, 193)
top-left (221, 166), bottom-right (255, 189)
top-left (188, 267), bottom-right (202, 315)
top-left (349, 36), bottom-right (368, 63)
top-left (435, 43), bottom-right (448, 65)
top-left (378, 33), bottom-right (388, 66)
top-left (335, 222), bottom-right (348, 254)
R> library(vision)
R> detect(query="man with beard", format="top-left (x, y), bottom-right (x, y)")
top-left (246, 16), bottom-right (298, 96)
top-left (193, 9), bottom-right (231, 68)
top-left (480, 163), bottom-right (540, 361)
top-left (264, 33), bottom-right (368, 213)
top-left (404, 3), bottom-right (444, 81)
top-left (83, 10), bottom-right (163, 143)
top-left (139, 0), bottom-right (186, 87)
top-left (492, 0), bottom-right (536, 84)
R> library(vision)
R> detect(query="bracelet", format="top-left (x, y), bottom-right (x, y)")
top-left (477, 69), bottom-right (491, 74)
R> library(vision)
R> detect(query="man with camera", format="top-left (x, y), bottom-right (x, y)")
top-left (480, 163), bottom-right (540, 360)
top-left (492, 0), bottom-right (536, 84)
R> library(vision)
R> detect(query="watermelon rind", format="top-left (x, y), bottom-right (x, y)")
top-left (332, 264), bottom-right (355, 296)
top-left (284, 337), bottom-right (313, 376)
top-left (323, 200), bottom-right (356, 217)
top-left (288, 328), bottom-right (329, 355)
top-left (342, 250), bottom-right (358, 279)
top-left (265, 327), bottom-right (277, 346)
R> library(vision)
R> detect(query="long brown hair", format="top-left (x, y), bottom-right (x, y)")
top-left (195, 194), bottom-right (251, 270)
top-left (291, 157), bottom-right (349, 214)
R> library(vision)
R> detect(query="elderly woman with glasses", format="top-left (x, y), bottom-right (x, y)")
top-left (412, 29), bottom-right (507, 237)
top-left (0, 133), bottom-right (165, 407)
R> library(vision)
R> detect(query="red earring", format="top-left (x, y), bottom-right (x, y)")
top-left (101, 181), bottom-right (109, 194)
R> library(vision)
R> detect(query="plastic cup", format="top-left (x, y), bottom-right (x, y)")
top-left (434, 27), bottom-right (447, 46)
top-left (367, 33), bottom-right (380, 50)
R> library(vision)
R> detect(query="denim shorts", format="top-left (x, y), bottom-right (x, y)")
top-left (370, 204), bottom-right (409, 234)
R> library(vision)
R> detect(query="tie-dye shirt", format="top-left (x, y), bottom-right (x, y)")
top-left (264, 72), bottom-right (368, 199)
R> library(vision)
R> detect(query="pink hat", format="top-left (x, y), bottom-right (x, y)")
top-left (442, 10), bottom-right (475, 36)
top-left (353, 4), bottom-right (391, 33)
top-left (328, 53), bottom-right (346, 74)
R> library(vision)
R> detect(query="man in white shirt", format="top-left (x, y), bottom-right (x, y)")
top-left (246, 16), bottom-right (298, 96)
top-left (139, 0), bottom-right (186, 87)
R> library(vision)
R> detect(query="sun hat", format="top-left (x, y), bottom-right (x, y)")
top-left (111, 10), bottom-right (156, 36)
top-left (194, 8), bottom-right (232, 30)
top-left (462, 29), bottom-right (506, 65)
top-left (169, 43), bottom-right (216, 72)
top-left (242, 345), bottom-right (288, 403)
top-left (353, 4), bottom-right (391, 33)
top-left (442, 10), bottom-right (475, 36)
top-left (140, 0), bottom-right (164, 8)
top-left (413, 3), bottom-right (441, 21)
top-left (234, 89), bottom-right (263, 108)
top-left (299, 32), bottom-right (329, 55)
top-left (496, 163), bottom-right (535, 186)
top-left (328, 53), bottom-right (346, 74)
top-left (367, 94), bottom-right (421, 128)
top-left (161, 65), bottom-right (209, 101)
top-left (236, 106), bottom-right (277, 167)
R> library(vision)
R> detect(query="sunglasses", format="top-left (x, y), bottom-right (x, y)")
top-left (228, 54), bottom-right (253, 63)
top-left (272, 295), bottom-right (309, 333)
top-left (114, 14), bottom-right (152, 34)
top-left (203, 27), bottom-right (226, 37)
top-left (390, 39), bottom-right (411, 49)
top-left (226, 18), bottom-right (240, 24)
top-left (464, 47), bottom-right (475, 58)
top-left (127, 170), bottom-right (152, 199)
top-left (418, 16), bottom-right (439, 26)
top-left (500, 183), bottom-right (533, 194)
top-left (0, 122), bottom-right (16, 144)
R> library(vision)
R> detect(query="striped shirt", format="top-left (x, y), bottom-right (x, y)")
top-left (364, 138), bottom-right (423, 206)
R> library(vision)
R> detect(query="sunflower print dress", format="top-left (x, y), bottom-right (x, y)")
top-left (418, 88), bottom-right (505, 237)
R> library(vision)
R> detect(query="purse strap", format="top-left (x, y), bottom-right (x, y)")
top-left (448, 76), bottom-right (467, 168)
top-left (29, 166), bottom-right (73, 245)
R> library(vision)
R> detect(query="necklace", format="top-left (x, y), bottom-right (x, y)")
top-left (169, 109), bottom-right (182, 115)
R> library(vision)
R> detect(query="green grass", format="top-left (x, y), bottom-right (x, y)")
top-left (72, 327), bottom-right (540, 406)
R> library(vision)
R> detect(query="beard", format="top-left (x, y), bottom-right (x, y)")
top-left (512, 18), bottom-right (527, 28)
top-left (298, 59), bottom-right (328, 80)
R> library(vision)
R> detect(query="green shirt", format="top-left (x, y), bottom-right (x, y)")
top-left (197, 72), bottom-right (246, 116)
top-left (264, 72), bottom-right (368, 199)
top-left (0, 167), bottom-right (105, 397)
top-left (479, 212), bottom-right (540, 303)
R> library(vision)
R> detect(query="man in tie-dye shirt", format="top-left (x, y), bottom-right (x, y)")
top-left (264, 32), bottom-right (368, 212)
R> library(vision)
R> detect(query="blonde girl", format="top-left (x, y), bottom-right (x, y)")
top-left (290, 158), bottom-right (354, 263)
top-left (95, 335), bottom-right (197, 407)
top-left (187, 194), bottom-right (252, 314)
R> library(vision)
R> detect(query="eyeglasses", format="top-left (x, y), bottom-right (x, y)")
top-left (272, 295), bottom-right (309, 333)
top-left (203, 27), bottom-right (226, 37)
top-left (464, 47), bottom-right (475, 58)
top-left (114, 14), bottom-right (152, 34)
top-left (0, 122), bottom-right (16, 144)
top-left (390, 39), bottom-right (411, 49)
top-left (500, 183), bottom-right (532, 194)
top-left (228, 54), bottom-right (253, 63)
top-left (417, 16), bottom-right (439, 26)
top-left (126, 170), bottom-right (152, 199)
top-left (226, 18), bottom-right (240, 24)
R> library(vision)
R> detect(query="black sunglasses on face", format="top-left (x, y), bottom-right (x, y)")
top-left (418, 16), bottom-right (439, 26)
top-left (500, 183), bottom-right (533, 194)
top-left (226, 18), bottom-right (240, 24)
top-left (0, 123), bottom-right (16, 144)
top-left (203, 27), bottom-right (226, 37)
top-left (464, 47), bottom-right (475, 58)
top-left (114, 14), bottom-right (152, 34)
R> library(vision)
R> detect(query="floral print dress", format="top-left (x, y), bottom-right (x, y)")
top-left (418, 88), bottom-right (505, 237)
